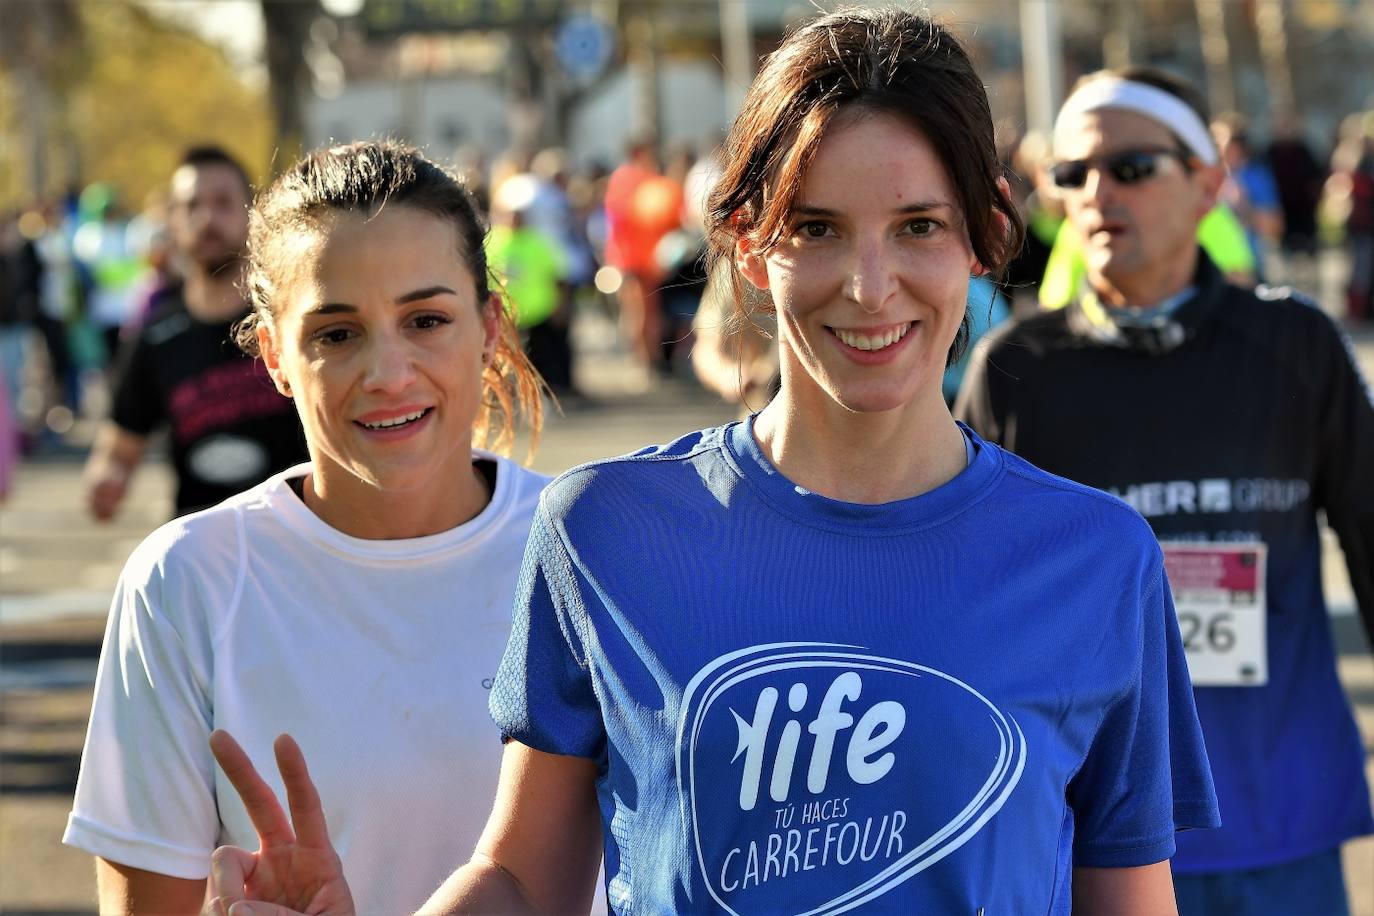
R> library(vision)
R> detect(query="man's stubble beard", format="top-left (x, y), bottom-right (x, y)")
top-left (199, 249), bottom-right (247, 281)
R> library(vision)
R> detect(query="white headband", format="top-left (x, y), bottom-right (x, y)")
top-left (1053, 77), bottom-right (1218, 166)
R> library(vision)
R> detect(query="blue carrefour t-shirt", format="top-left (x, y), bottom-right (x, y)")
top-left (491, 421), bottom-right (1220, 914)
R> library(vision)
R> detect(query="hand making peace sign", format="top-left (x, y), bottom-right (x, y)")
top-left (206, 731), bottom-right (358, 916)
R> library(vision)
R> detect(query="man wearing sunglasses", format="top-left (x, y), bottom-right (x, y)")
top-left (957, 67), bottom-right (1374, 915)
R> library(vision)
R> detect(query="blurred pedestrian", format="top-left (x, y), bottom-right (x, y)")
top-left (1327, 113), bottom-right (1374, 323)
top-left (81, 146), bottom-right (308, 521)
top-left (1266, 114), bottom-right (1326, 279)
top-left (209, 11), bottom-right (1215, 914)
top-left (0, 211), bottom-right (42, 433)
top-left (958, 66), bottom-right (1374, 916)
top-left (652, 146), bottom-right (713, 373)
top-left (31, 201), bottom-right (83, 420)
top-left (64, 140), bottom-right (551, 915)
top-left (72, 183), bottom-right (147, 366)
top-left (0, 351), bottom-right (18, 499)
top-left (603, 139), bottom-right (676, 379)
top-left (1213, 114), bottom-right (1283, 279)
top-left (487, 174), bottom-right (574, 394)
top-left (122, 190), bottom-right (179, 336)
top-left (999, 129), bottom-right (1061, 308)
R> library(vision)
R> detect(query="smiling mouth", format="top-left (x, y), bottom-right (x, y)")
top-left (831, 322), bottom-right (914, 352)
top-left (357, 408), bottom-right (432, 430)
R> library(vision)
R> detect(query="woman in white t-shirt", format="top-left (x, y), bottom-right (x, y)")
top-left (63, 141), bottom-right (549, 915)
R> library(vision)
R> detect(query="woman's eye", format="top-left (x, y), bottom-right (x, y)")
top-left (795, 221), bottom-right (832, 240)
top-left (906, 218), bottom-right (939, 236)
top-left (411, 314), bottom-right (452, 330)
top-left (314, 328), bottom-right (354, 346)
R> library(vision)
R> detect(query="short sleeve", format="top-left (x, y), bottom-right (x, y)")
top-left (1068, 560), bottom-right (1221, 868)
top-left (489, 500), bottom-right (607, 762)
top-left (62, 537), bottom-right (220, 878)
top-left (109, 331), bottom-right (165, 436)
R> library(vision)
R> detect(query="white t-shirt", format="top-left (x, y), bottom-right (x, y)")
top-left (65, 456), bottom-right (549, 912)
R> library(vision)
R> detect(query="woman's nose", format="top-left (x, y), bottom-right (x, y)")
top-left (848, 238), bottom-right (898, 312)
top-left (361, 336), bottom-right (417, 394)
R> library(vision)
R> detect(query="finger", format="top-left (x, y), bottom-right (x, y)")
top-left (208, 895), bottom-right (241, 916)
top-left (209, 845), bottom-right (256, 908)
top-left (273, 733), bottom-right (333, 850)
top-left (227, 903), bottom-right (312, 916)
top-left (210, 729), bottom-right (296, 848)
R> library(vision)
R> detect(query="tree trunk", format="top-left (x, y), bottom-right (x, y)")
top-left (260, 0), bottom-right (321, 171)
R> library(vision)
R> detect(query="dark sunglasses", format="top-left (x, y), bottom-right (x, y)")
top-left (1049, 148), bottom-right (1195, 189)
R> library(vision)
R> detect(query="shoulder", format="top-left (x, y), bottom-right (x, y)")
top-left (491, 455), bottom-right (552, 518)
top-left (987, 443), bottom-right (1163, 567)
top-left (116, 483), bottom-right (272, 626)
top-left (1215, 281), bottom-right (1326, 326)
top-left (982, 308), bottom-right (1075, 358)
top-left (539, 425), bottom-right (727, 520)
top-left (965, 308), bottom-right (1078, 390)
top-left (1214, 283), bottom-right (1356, 368)
top-left (135, 294), bottom-right (194, 348)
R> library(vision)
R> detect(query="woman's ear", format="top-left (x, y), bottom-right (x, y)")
top-left (257, 324), bottom-right (291, 397)
top-left (735, 237), bottom-right (771, 291)
top-left (971, 176), bottom-right (1014, 276)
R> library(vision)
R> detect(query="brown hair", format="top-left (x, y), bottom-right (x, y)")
top-left (235, 140), bottom-right (543, 457)
top-left (178, 145), bottom-right (252, 199)
top-left (706, 7), bottom-right (1023, 365)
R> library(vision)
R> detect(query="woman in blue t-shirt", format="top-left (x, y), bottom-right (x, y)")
top-left (207, 10), bottom-right (1217, 915)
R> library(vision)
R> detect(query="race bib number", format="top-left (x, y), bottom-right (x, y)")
top-left (1162, 543), bottom-right (1267, 686)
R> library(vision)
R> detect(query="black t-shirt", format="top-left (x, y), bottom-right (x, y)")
top-left (955, 254), bottom-right (1374, 633)
top-left (111, 287), bottom-right (308, 515)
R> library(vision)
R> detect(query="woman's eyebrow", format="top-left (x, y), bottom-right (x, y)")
top-left (792, 200), bottom-right (956, 217)
top-left (792, 203), bottom-right (842, 218)
top-left (305, 302), bottom-right (356, 316)
top-left (304, 285), bottom-right (458, 316)
top-left (894, 200), bottom-right (956, 214)
top-left (396, 285), bottom-right (457, 304)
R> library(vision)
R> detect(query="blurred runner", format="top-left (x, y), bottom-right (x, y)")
top-left (1266, 114), bottom-right (1325, 286)
top-left (31, 200), bottom-right (83, 421)
top-left (958, 66), bottom-right (1374, 916)
top-left (0, 211), bottom-right (42, 434)
top-left (487, 174), bottom-right (574, 395)
top-left (1213, 115), bottom-right (1283, 279)
top-left (72, 183), bottom-right (146, 366)
top-left (1327, 113), bottom-right (1374, 324)
top-left (82, 146), bottom-right (307, 521)
top-left (0, 350), bottom-right (16, 500)
top-left (603, 139), bottom-right (682, 378)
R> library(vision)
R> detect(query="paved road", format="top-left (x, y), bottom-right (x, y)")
top-left (2, 325), bottom-right (1371, 913)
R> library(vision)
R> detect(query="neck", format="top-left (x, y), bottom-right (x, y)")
top-left (754, 377), bottom-right (966, 505)
top-left (302, 457), bottom-right (491, 539)
top-left (1091, 245), bottom-right (1198, 309)
top-left (183, 262), bottom-right (247, 323)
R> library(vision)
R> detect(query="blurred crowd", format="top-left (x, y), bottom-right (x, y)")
top-left (1, 105), bottom-right (1372, 502)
